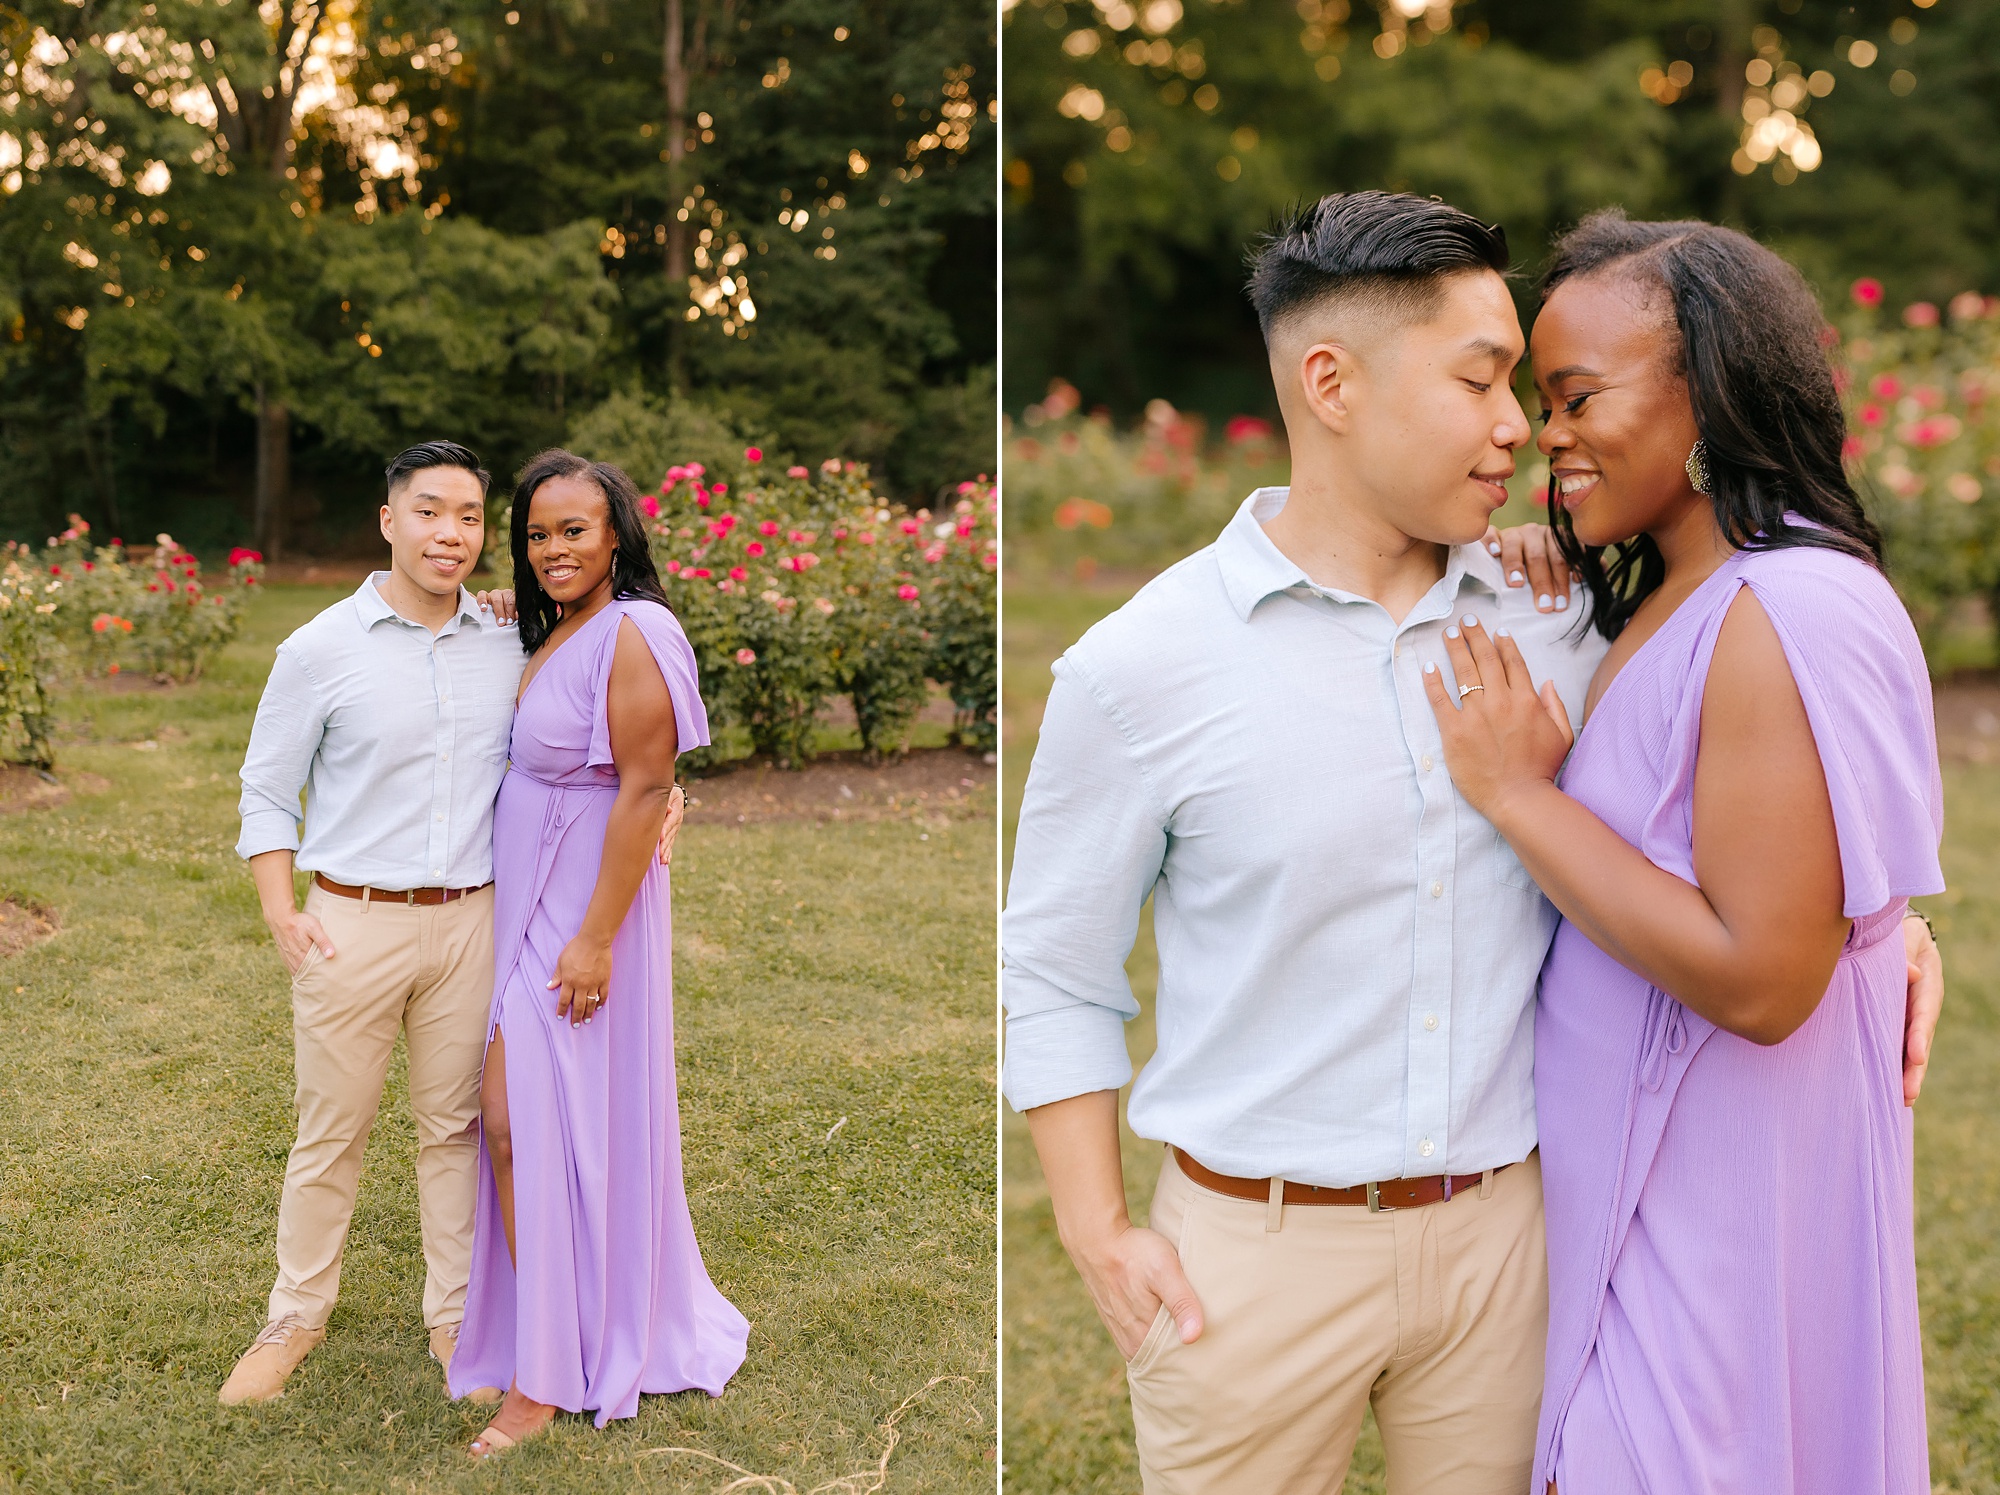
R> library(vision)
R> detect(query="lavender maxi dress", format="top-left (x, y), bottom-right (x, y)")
top-left (449, 599), bottom-right (748, 1423)
top-left (1534, 540), bottom-right (1944, 1494)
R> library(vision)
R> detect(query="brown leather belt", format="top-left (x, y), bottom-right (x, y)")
top-left (312, 873), bottom-right (489, 906)
top-left (1172, 1147), bottom-right (1510, 1212)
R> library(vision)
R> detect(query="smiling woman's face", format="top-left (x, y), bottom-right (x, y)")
top-left (1531, 272), bottom-right (1705, 548)
top-left (525, 475), bottom-right (617, 607)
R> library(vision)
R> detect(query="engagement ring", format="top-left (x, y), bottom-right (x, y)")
top-left (1458, 684), bottom-right (1485, 700)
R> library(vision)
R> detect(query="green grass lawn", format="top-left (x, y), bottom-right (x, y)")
top-left (1000, 569), bottom-right (2000, 1495)
top-left (0, 584), bottom-right (995, 1494)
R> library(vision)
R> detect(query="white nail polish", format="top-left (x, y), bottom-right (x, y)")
top-left (1424, 661), bottom-right (1438, 674)
top-left (1509, 570), bottom-right (1524, 584)
top-left (1462, 613), bottom-right (1478, 626)
top-left (1496, 628), bottom-right (1511, 638)
top-left (1445, 626), bottom-right (1460, 639)
top-left (1487, 542), bottom-right (1501, 555)
top-left (1555, 594), bottom-right (1570, 611)
top-left (1537, 595), bottom-right (1552, 608)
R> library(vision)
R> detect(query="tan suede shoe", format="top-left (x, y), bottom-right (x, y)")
top-left (217, 1313), bottom-right (325, 1405)
top-left (430, 1322), bottom-right (504, 1405)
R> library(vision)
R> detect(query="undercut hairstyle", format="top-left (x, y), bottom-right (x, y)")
top-left (1245, 191), bottom-right (1512, 343)
top-left (510, 448), bottom-right (672, 654)
top-left (1539, 209), bottom-right (1883, 641)
top-left (384, 440), bottom-right (491, 499)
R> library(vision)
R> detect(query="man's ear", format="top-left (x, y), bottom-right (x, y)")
top-left (378, 502), bottom-right (395, 546)
top-left (1299, 341), bottom-right (1359, 436)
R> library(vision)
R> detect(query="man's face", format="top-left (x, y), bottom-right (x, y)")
top-left (1291, 269), bottom-right (1533, 545)
top-left (379, 466), bottom-right (486, 596)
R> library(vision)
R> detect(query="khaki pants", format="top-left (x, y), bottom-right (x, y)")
top-left (266, 882), bottom-right (494, 1331)
top-left (1126, 1149), bottom-right (1548, 1495)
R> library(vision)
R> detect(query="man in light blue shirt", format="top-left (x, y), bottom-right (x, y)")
top-left (1003, 194), bottom-right (1941, 1492)
top-left (221, 441), bottom-right (523, 1408)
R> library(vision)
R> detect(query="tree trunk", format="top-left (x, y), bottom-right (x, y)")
top-left (663, 0), bottom-right (688, 392)
top-left (254, 385), bottom-right (291, 559)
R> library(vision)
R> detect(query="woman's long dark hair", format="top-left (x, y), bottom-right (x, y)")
top-left (510, 448), bottom-right (672, 653)
top-left (1539, 210), bottom-right (1882, 640)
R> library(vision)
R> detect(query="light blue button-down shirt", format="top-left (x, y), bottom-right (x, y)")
top-left (236, 574), bottom-right (527, 889)
top-left (1002, 489), bottom-right (1610, 1187)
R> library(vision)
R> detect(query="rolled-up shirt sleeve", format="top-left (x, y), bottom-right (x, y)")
top-left (1001, 656), bottom-right (1170, 1112)
top-left (236, 645), bottom-right (323, 860)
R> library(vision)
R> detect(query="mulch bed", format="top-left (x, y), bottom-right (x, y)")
top-left (0, 764), bottom-right (109, 814)
top-left (684, 746), bottom-right (995, 825)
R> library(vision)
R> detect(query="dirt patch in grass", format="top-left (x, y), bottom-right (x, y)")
top-left (0, 899), bottom-right (58, 957)
top-left (0, 765), bottom-right (109, 813)
top-left (685, 746), bottom-right (994, 825)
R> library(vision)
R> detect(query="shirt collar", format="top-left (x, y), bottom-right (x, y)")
top-left (1215, 487), bottom-right (1500, 624)
top-left (354, 572), bottom-right (487, 634)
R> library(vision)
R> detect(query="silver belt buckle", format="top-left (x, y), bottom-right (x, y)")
top-left (1366, 1181), bottom-right (1395, 1214)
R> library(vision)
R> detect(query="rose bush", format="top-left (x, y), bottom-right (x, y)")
top-left (1837, 286), bottom-right (2000, 658)
top-left (1002, 380), bottom-right (1289, 577)
top-left (643, 452), bottom-right (996, 766)
top-left (0, 518), bottom-right (265, 767)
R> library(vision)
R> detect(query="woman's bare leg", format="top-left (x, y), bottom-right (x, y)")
top-left (480, 1026), bottom-right (517, 1264)
top-left (468, 1024), bottom-right (558, 1456)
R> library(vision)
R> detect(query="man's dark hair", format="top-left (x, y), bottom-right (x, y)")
top-left (384, 440), bottom-right (491, 498)
top-left (1246, 191), bottom-right (1511, 341)
top-left (1539, 209), bottom-right (1882, 642)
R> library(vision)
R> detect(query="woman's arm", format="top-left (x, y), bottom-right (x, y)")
top-left (1423, 591), bottom-right (1849, 1045)
top-left (547, 616), bottom-right (682, 1026)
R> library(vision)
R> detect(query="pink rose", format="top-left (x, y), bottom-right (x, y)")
top-left (788, 465), bottom-right (810, 478)
top-left (897, 583), bottom-right (920, 601)
top-left (641, 494), bottom-right (661, 518)
top-left (736, 647), bottom-right (757, 665)
top-left (729, 566), bottom-right (748, 581)
top-left (745, 541), bottom-right (766, 557)
top-left (1851, 278), bottom-right (1884, 308)
top-left (759, 520), bottom-right (780, 537)
top-left (1903, 302), bottom-right (1940, 328)
top-left (744, 446), bottom-right (763, 463)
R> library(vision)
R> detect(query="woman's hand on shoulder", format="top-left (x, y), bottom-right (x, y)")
top-left (1483, 523), bottom-right (1576, 613)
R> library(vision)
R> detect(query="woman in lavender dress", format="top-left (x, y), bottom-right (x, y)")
top-left (1424, 213), bottom-right (1942, 1494)
top-left (451, 450), bottom-right (747, 1455)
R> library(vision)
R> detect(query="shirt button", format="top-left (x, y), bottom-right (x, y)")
top-left (1421, 754), bottom-right (1434, 772)
top-left (440, 752), bottom-right (449, 761)
top-left (1430, 880), bottom-right (1443, 898)
top-left (1419, 1139), bottom-right (1436, 1158)
top-left (435, 813), bottom-right (444, 822)
top-left (1424, 1014), bottom-right (1439, 1031)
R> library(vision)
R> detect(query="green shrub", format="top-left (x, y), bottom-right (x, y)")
top-left (0, 547), bottom-right (61, 767)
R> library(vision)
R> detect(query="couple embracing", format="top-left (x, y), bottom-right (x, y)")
top-left (223, 442), bottom-right (744, 1457)
top-left (1005, 192), bottom-right (1947, 1493)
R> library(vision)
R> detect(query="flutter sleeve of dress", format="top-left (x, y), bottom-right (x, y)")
top-left (584, 599), bottom-right (711, 768)
top-left (1735, 544), bottom-right (1945, 918)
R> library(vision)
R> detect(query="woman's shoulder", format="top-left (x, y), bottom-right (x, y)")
top-left (1734, 535), bottom-right (1904, 629)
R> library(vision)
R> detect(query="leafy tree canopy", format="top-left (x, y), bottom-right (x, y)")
top-left (1, 0), bottom-right (995, 550)
top-left (1003, 0), bottom-right (2000, 421)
